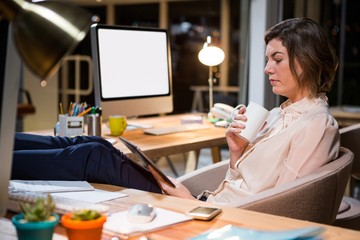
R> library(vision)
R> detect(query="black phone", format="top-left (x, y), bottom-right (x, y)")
top-left (186, 206), bottom-right (222, 220)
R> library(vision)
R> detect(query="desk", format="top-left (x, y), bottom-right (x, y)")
top-left (29, 113), bottom-right (228, 173)
top-left (4, 183), bottom-right (360, 239)
top-left (330, 106), bottom-right (360, 127)
top-left (190, 85), bottom-right (240, 112)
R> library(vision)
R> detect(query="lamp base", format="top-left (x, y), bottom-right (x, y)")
top-left (206, 112), bottom-right (219, 123)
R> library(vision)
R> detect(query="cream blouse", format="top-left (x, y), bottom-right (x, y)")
top-left (200, 96), bottom-right (340, 207)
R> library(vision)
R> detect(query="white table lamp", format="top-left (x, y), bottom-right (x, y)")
top-left (198, 36), bottom-right (225, 116)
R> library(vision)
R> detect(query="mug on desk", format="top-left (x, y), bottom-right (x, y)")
top-left (108, 115), bottom-right (127, 136)
top-left (231, 101), bottom-right (269, 143)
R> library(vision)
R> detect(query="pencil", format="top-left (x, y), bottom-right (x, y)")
top-left (77, 107), bottom-right (92, 117)
top-left (59, 102), bottom-right (64, 115)
top-left (68, 102), bottom-right (73, 116)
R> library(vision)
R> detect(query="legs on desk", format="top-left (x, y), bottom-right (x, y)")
top-left (12, 133), bottom-right (162, 193)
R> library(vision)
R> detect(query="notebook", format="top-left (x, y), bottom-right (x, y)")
top-left (119, 137), bottom-right (175, 187)
top-left (9, 180), bottom-right (94, 193)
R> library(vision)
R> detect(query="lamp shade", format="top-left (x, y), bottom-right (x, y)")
top-left (0, 0), bottom-right (93, 82)
top-left (198, 44), bottom-right (225, 67)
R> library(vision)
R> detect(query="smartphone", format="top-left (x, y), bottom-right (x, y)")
top-left (186, 206), bottom-right (222, 220)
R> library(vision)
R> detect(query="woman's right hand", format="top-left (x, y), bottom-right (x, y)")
top-left (226, 106), bottom-right (250, 168)
top-left (148, 166), bottom-right (195, 200)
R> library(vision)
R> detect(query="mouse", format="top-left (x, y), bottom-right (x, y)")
top-left (127, 203), bottom-right (157, 223)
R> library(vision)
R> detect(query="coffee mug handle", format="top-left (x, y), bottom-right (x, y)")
top-left (122, 119), bottom-right (127, 129)
top-left (231, 104), bottom-right (246, 119)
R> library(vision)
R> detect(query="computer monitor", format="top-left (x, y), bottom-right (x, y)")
top-left (0, 22), bottom-right (21, 217)
top-left (90, 24), bottom-right (173, 120)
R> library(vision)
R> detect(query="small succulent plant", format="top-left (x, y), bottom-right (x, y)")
top-left (19, 194), bottom-right (56, 222)
top-left (70, 209), bottom-right (101, 221)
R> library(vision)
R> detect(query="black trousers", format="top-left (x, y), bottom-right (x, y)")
top-left (11, 133), bottom-right (162, 193)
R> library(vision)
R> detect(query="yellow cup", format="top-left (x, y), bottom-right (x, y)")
top-left (108, 115), bottom-right (127, 136)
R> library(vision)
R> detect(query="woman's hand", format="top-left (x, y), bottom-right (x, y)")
top-left (226, 106), bottom-right (250, 168)
top-left (148, 166), bottom-right (196, 200)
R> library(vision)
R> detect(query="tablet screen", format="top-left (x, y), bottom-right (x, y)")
top-left (119, 137), bottom-right (175, 187)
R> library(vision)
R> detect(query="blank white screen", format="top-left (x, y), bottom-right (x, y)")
top-left (97, 28), bottom-right (170, 99)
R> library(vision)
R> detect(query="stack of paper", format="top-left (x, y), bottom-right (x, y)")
top-left (103, 207), bottom-right (191, 238)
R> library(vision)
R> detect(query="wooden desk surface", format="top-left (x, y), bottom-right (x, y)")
top-left (116, 114), bottom-right (226, 160)
top-left (190, 85), bottom-right (240, 92)
top-left (96, 184), bottom-right (360, 239)
top-left (45, 184), bottom-right (360, 239)
top-left (3, 186), bottom-right (360, 239)
top-left (29, 113), bottom-right (227, 161)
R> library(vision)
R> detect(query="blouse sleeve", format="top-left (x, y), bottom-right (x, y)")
top-left (276, 113), bottom-right (340, 186)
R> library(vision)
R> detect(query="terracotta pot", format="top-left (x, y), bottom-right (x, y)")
top-left (61, 212), bottom-right (107, 240)
top-left (12, 213), bottom-right (59, 240)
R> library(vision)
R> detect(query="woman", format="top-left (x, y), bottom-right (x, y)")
top-left (151, 17), bottom-right (340, 206)
top-left (12, 17), bottom-right (339, 206)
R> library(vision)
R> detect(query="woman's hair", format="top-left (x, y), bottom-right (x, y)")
top-left (264, 18), bottom-right (338, 97)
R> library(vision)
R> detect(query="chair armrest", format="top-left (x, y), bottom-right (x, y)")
top-left (236, 148), bottom-right (353, 224)
top-left (234, 169), bottom-right (336, 223)
top-left (178, 160), bottom-right (229, 196)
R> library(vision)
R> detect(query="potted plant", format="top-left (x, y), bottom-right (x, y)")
top-left (11, 194), bottom-right (59, 240)
top-left (61, 209), bottom-right (107, 240)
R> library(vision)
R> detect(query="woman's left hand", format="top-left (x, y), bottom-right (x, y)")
top-left (148, 166), bottom-right (196, 200)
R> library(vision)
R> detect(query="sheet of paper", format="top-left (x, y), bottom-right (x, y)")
top-left (10, 180), bottom-right (94, 193)
top-left (51, 189), bottom-right (127, 204)
top-left (103, 207), bottom-right (191, 238)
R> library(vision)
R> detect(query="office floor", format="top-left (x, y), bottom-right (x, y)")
top-left (156, 148), bottom-right (230, 178)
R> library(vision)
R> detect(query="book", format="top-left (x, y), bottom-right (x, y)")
top-left (189, 224), bottom-right (325, 240)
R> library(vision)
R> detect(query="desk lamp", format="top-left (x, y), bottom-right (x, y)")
top-left (0, 0), bottom-right (93, 86)
top-left (0, 0), bottom-right (93, 217)
top-left (198, 36), bottom-right (225, 117)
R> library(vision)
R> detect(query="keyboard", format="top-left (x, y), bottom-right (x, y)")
top-left (7, 191), bottom-right (109, 215)
top-left (143, 123), bottom-right (211, 135)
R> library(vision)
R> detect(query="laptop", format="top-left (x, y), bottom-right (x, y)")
top-left (119, 137), bottom-right (176, 187)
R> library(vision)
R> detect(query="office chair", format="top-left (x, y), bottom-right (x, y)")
top-left (178, 147), bottom-right (353, 224)
top-left (333, 123), bottom-right (360, 230)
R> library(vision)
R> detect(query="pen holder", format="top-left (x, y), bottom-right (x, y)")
top-left (87, 114), bottom-right (102, 136)
top-left (58, 115), bottom-right (84, 137)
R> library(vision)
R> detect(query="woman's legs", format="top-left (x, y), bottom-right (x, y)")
top-left (14, 132), bottom-right (113, 151)
top-left (12, 135), bottom-right (162, 193)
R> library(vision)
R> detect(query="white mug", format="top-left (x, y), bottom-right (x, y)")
top-left (231, 101), bottom-right (269, 143)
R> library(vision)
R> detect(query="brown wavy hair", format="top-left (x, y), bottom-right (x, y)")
top-left (264, 18), bottom-right (338, 98)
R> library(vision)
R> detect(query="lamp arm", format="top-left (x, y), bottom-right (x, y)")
top-left (0, 0), bottom-right (23, 20)
top-left (208, 65), bottom-right (213, 111)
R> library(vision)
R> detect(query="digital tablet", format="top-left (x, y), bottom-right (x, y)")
top-left (119, 137), bottom-right (175, 187)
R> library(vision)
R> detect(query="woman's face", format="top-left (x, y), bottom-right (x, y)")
top-left (264, 39), bottom-right (307, 103)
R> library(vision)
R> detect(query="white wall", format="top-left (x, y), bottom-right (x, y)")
top-left (23, 68), bottom-right (58, 131)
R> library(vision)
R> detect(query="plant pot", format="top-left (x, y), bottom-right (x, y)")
top-left (12, 213), bottom-right (60, 240)
top-left (61, 212), bottom-right (107, 240)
